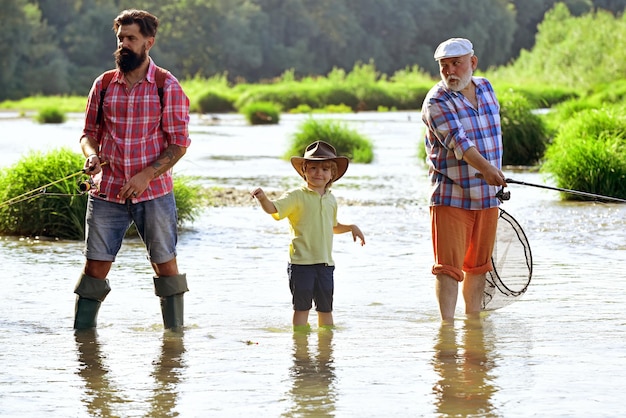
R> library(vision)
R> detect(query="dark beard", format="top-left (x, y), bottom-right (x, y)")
top-left (114, 47), bottom-right (147, 73)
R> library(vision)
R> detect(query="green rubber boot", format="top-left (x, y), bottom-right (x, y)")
top-left (73, 273), bottom-right (111, 330)
top-left (153, 274), bottom-right (188, 331)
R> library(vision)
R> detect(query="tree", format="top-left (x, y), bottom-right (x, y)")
top-left (0, 0), bottom-right (36, 100)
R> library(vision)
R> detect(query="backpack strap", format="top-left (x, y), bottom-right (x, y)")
top-left (154, 66), bottom-right (168, 109)
top-left (95, 66), bottom-right (168, 139)
top-left (96, 70), bottom-right (116, 126)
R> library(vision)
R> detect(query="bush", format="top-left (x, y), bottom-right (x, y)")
top-left (313, 85), bottom-right (360, 110)
top-left (196, 90), bottom-right (235, 113)
top-left (286, 118), bottom-right (374, 164)
top-left (498, 90), bottom-right (548, 166)
top-left (540, 97), bottom-right (601, 138)
top-left (35, 106), bottom-right (66, 124)
top-left (0, 149), bottom-right (205, 239)
top-left (174, 176), bottom-right (205, 226)
top-left (235, 85), bottom-right (319, 111)
top-left (541, 108), bottom-right (626, 201)
top-left (241, 101), bottom-right (281, 125)
top-left (351, 84), bottom-right (397, 111)
top-left (0, 148), bottom-right (86, 238)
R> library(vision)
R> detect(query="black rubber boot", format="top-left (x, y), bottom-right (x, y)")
top-left (73, 273), bottom-right (111, 330)
top-left (153, 274), bottom-right (188, 331)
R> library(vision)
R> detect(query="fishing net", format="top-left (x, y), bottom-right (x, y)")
top-left (482, 207), bottom-right (533, 311)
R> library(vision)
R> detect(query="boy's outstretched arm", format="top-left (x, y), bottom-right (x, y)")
top-left (250, 187), bottom-right (278, 214)
top-left (334, 222), bottom-right (366, 246)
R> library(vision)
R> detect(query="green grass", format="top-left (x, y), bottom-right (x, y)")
top-left (35, 107), bottom-right (67, 124)
top-left (541, 106), bottom-right (626, 201)
top-left (240, 101), bottom-right (281, 125)
top-left (0, 149), bottom-right (206, 239)
top-left (286, 118), bottom-right (374, 164)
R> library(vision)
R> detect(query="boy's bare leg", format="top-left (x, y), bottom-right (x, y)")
top-left (463, 273), bottom-right (486, 314)
top-left (436, 273), bottom-right (459, 321)
top-left (317, 311), bottom-right (334, 327)
top-left (293, 310), bottom-right (310, 327)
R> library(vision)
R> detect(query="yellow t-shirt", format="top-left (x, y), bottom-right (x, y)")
top-left (272, 186), bottom-right (338, 265)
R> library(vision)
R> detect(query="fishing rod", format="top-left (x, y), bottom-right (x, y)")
top-left (504, 178), bottom-right (626, 204)
top-left (0, 162), bottom-right (107, 209)
top-left (475, 172), bottom-right (626, 203)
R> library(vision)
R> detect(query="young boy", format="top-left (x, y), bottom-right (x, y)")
top-left (251, 141), bottom-right (365, 329)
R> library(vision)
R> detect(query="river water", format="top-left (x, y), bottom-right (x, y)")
top-left (0, 111), bottom-right (625, 417)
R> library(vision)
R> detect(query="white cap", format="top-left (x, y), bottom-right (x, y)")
top-left (434, 38), bottom-right (474, 60)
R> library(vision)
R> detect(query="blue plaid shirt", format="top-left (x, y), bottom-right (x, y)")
top-left (421, 76), bottom-right (502, 210)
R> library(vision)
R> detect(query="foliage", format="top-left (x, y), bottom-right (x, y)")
top-left (35, 106), bottom-right (66, 124)
top-left (6, 0), bottom-right (606, 101)
top-left (173, 175), bottom-right (205, 226)
top-left (0, 148), bottom-right (205, 239)
top-left (0, 148), bottom-right (87, 239)
top-left (493, 4), bottom-right (626, 91)
top-left (232, 62), bottom-right (433, 113)
top-left (286, 118), bottom-right (374, 164)
top-left (195, 90), bottom-right (236, 114)
top-left (492, 82), bottom-right (579, 109)
top-left (240, 101), bottom-right (281, 125)
top-left (0, 95), bottom-right (86, 113)
top-left (540, 97), bottom-right (602, 138)
top-left (498, 91), bottom-right (547, 166)
top-left (541, 107), bottom-right (626, 200)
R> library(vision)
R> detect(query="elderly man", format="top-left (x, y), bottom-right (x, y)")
top-left (421, 38), bottom-right (507, 321)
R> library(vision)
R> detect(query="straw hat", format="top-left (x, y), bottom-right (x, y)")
top-left (290, 141), bottom-right (349, 182)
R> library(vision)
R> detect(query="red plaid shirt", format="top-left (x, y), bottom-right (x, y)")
top-left (82, 58), bottom-right (191, 203)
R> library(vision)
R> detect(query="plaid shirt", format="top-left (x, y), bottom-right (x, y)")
top-left (421, 76), bottom-right (502, 210)
top-left (82, 58), bottom-right (191, 203)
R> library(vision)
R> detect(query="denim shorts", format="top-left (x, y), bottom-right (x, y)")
top-left (288, 263), bottom-right (335, 312)
top-left (84, 193), bottom-right (178, 264)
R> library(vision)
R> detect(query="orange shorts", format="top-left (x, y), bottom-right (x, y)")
top-left (430, 206), bottom-right (499, 282)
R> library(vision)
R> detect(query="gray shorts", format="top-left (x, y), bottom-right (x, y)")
top-left (83, 193), bottom-right (178, 264)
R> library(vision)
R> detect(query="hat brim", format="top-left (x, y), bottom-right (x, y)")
top-left (291, 156), bottom-right (349, 182)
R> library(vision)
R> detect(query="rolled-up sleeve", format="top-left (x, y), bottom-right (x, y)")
top-left (162, 76), bottom-right (191, 148)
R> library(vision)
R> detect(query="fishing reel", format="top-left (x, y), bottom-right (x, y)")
top-left (77, 177), bottom-right (97, 193)
top-left (496, 187), bottom-right (510, 202)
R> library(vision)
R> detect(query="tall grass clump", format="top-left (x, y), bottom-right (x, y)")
top-left (195, 90), bottom-right (235, 113)
top-left (35, 106), bottom-right (66, 124)
top-left (173, 175), bottom-right (205, 226)
top-left (541, 107), bottom-right (626, 201)
top-left (540, 97), bottom-right (602, 138)
top-left (241, 101), bottom-right (281, 125)
top-left (0, 148), bottom-right (206, 239)
top-left (0, 148), bottom-right (86, 238)
top-left (286, 118), bottom-right (374, 164)
top-left (498, 90), bottom-right (548, 166)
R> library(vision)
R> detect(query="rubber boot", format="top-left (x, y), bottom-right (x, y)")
top-left (74, 273), bottom-right (111, 330)
top-left (153, 274), bottom-right (188, 331)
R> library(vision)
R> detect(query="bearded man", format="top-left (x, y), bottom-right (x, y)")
top-left (421, 38), bottom-right (508, 322)
top-left (73, 9), bottom-right (191, 332)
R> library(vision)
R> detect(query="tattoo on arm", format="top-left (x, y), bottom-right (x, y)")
top-left (150, 145), bottom-right (185, 178)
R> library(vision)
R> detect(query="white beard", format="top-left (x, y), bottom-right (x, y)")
top-left (444, 71), bottom-right (472, 92)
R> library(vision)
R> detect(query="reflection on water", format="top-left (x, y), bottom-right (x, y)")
top-left (75, 330), bottom-right (186, 417)
top-left (148, 333), bottom-right (186, 417)
top-left (74, 330), bottom-right (127, 416)
top-left (432, 316), bottom-right (497, 417)
top-left (283, 328), bottom-right (336, 417)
